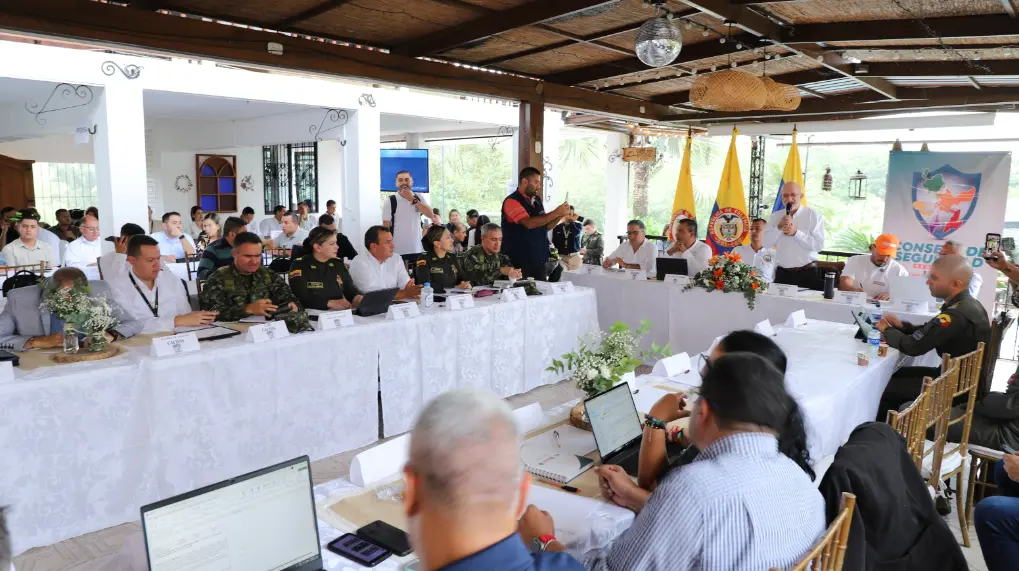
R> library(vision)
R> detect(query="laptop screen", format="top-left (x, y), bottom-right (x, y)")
top-left (585, 384), bottom-right (643, 458)
top-left (142, 457), bottom-right (321, 571)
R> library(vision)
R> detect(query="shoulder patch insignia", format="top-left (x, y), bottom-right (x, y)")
top-left (289, 270), bottom-right (302, 278)
top-left (912, 330), bottom-right (925, 340)
top-left (936, 314), bottom-right (952, 327)
top-left (416, 260), bottom-right (427, 266)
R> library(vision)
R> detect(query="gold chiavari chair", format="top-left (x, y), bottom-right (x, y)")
top-left (773, 493), bottom-right (857, 571)
top-left (886, 382), bottom-right (933, 472)
top-left (0, 262), bottom-right (47, 296)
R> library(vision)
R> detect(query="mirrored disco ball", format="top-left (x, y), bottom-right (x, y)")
top-left (635, 17), bottom-right (683, 68)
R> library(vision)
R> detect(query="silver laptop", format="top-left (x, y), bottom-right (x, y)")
top-left (584, 383), bottom-right (644, 477)
top-left (141, 456), bottom-right (323, 571)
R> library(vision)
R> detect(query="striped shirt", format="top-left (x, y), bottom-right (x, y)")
top-left (583, 432), bottom-right (825, 571)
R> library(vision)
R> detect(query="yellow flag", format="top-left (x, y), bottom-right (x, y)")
top-left (771, 128), bottom-right (806, 212)
top-left (667, 136), bottom-right (697, 240)
top-left (706, 128), bottom-right (751, 254)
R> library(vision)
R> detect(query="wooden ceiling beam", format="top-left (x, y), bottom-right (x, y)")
top-left (275, 0), bottom-right (355, 29)
top-left (393, 0), bottom-right (619, 56)
top-left (855, 60), bottom-right (1019, 77)
top-left (0, 0), bottom-right (672, 121)
top-left (663, 87), bottom-right (1019, 122)
top-left (785, 15), bottom-right (1019, 44)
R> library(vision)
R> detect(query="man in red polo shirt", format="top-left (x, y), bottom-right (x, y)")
top-left (501, 167), bottom-right (570, 280)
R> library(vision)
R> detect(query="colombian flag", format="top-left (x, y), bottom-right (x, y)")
top-left (705, 128), bottom-right (750, 255)
top-left (771, 128), bottom-right (806, 212)
top-left (666, 136), bottom-right (697, 241)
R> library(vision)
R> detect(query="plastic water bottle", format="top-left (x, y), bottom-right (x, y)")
top-left (420, 282), bottom-right (434, 309)
top-left (867, 327), bottom-right (881, 361)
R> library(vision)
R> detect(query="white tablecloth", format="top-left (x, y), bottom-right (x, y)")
top-left (566, 271), bottom-right (935, 355)
top-left (376, 289), bottom-right (599, 437)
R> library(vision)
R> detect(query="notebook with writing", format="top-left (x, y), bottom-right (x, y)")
top-left (520, 441), bottom-right (594, 484)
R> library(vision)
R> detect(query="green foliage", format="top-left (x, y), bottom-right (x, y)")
top-left (832, 228), bottom-right (875, 253)
top-left (547, 319), bottom-right (669, 396)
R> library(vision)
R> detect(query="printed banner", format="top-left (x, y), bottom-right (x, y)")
top-left (882, 151), bottom-right (1010, 313)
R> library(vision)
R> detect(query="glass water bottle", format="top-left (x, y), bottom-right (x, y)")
top-left (62, 324), bottom-right (79, 354)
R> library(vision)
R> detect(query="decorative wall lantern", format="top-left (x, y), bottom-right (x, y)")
top-left (848, 170), bottom-right (868, 200)
top-left (821, 167), bottom-right (833, 192)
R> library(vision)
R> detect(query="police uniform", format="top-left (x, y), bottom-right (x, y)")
top-left (288, 255), bottom-right (361, 310)
top-left (199, 265), bottom-right (312, 333)
top-left (414, 251), bottom-right (466, 294)
top-left (878, 290), bottom-right (991, 417)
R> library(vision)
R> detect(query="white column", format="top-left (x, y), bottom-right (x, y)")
top-left (542, 111), bottom-right (563, 207)
top-left (405, 133), bottom-right (425, 149)
top-left (92, 84), bottom-right (148, 252)
top-left (604, 133), bottom-right (629, 243)
top-left (317, 139), bottom-right (343, 218)
top-left (340, 108), bottom-right (381, 254)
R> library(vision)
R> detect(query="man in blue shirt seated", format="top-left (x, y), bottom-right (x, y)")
top-left (403, 388), bottom-right (584, 571)
top-left (149, 211), bottom-right (196, 262)
top-left (519, 353), bottom-right (826, 570)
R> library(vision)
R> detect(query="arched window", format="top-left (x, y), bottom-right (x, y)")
top-left (196, 154), bottom-right (237, 213)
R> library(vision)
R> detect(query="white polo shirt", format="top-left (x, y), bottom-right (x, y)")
top-left (731, 244), bottom-right (777, 282)
top-left (62, 235), bottom-right (103, 268)
top-left (258, 217), bottom-right (284, 238)
top-left (1, 238), bottom-right (56, 268)
top-left (841, 254), bottom-right (910, 298)
top-left (349, 253), bottom-right (411, 293)
top-left (669, 240), bottom-right (713, 276)
top-left (607, 238), bottom-right (658, 276)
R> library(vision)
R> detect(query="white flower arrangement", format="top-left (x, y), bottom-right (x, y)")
top-left (41, 282), bottom-right (119, 335)
top-left (548, 320), bottom-right (669, 397)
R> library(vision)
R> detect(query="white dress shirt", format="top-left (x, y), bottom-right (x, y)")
top-left (841, 254), bottom-right (910, 298)
top-left (150, 231), bottom-right (197, 259)
top-left (1, 238), bottom-right (56, 268)
top-left (731, 244), bottom-right (777, 282)
top-left (182, 219), bottom-right (203, 240)
top-left (969, 272), bottom-right (983, 298)
top-left (107, 265), bottom-right (192, 333)
top-left (62, 235), bottom-right (103, 268)
top-left (669, 240), bottom-right (712, 276)
top-left (349, 253), bottom-right (411, 293)
top-left (258, 217), bottom-right (284, 238)
top-left (299, 215), bottom-right (318, 231)
top-left (607, 239), bottom-right (658, 276)
top-left (763, 205), bottom-right (825, 269)
top-left (38, 227), bottom-right (61, 250)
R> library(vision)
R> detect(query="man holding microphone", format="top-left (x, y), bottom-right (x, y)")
top-left (763, 182), bottom-right (826, 289)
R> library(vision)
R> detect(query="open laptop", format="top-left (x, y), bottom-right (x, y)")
top-left (354, 287), bottom-right (399, 317)
top-left (888, 275), bottom-right (936, 307)
top-left (142, 456), bottom-right (323, 571)
top-left (655, 257), bottom-right (688, 281)
top-left (584, 383), bottom-right (644, 477)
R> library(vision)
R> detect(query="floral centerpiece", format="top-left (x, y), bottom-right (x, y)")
top-left (548, 320), bottom-right (670, 397)
top-left (40, 281), bottom-right (119, 353)
top-left (684, 251), bottom-right (765, 310)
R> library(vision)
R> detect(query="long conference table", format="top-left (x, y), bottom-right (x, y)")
top-left (566, 269), bottom-right (936, 355)
top-left (0, 288), bottom-right (597, 554)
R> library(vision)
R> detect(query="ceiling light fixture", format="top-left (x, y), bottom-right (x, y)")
top-left (635, 1), bottom-right (683, 68)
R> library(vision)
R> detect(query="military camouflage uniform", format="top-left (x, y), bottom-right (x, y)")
top-left (199, 265), bottom-right (312, 333)
top-left (461, 245), bottom-right (541, 295)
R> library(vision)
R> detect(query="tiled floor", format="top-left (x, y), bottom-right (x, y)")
top-left (12, 376), bottom-right (995, 570)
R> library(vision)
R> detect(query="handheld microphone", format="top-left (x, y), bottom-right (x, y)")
top-left (785, 202), bottom-right (793, 216)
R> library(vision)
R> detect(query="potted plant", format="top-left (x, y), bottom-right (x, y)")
top-left (548, 319), bottom-right (669, 430)
top-left (684, 251), bottom-right (765, 310)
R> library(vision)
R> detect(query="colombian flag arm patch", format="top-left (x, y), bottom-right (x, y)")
top-left (289, 270), bottom-right (302, 278)
top-left (936, 314), bottom-right (952, 327)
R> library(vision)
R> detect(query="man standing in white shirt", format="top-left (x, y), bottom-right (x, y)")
top-left (349, 225), bottom-right (422, 300)
top-left (1, 211), bottom-right (55, 268)
top-left (731, 218), bottom-right (776, 282)
top-left (62, 214), bottom-right (103, 268)
top-left (107, 235), bottom-right (218, 333)
top-left (839, 233), bottom-right (909, 300)
top-left (665, 218), bottom-right (712, 276)
top-left (941, 240), bottom-right (983, 297)
top-left (274, 213), bottom-right (309, 250)
top-left (603, 220), bottom-right (657, 276)
top-left (763, 182), bottom-right (826, 289)
top-left (150, 212), bottom-right (196, 262)
top-left (383, 171), bottom-right (435, 263)
top-left (258, 205), bottom-right (286, 238)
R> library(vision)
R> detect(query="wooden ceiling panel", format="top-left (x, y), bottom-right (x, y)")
top-left (540, 0), bottom-right (688, 36)
top-left (168, 0), bottom-right (327, 24)
top-left (499, 43), bottom-right (627, 75)
top-left (763, 0), bottom-right (1006, 24)
top-left (599, 21), bottom-right (722, 52)
top-left (296, 0), bottom-right (477, 46)
top-left (828, 36), bottom-right (1019, 48)
top-left (442, 27), bottom-right (569, 63)
top-left (459, 0), bottom-right (536, 9)
top-left (616, 76), bottom-right (695, 99)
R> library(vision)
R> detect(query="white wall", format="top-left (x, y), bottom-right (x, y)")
top-left (156, 146), bottom-right (264, 219)
top-left (0, 134), bottom-right (94, 163)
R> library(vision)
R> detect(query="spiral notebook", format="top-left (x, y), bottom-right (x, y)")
top-left (520, 440), bottom-right (595, 484)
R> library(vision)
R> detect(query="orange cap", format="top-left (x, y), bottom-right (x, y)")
top-left (874, 233), bottom-right (900, 256)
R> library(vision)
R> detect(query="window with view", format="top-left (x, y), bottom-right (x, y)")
top-left (263, 142), bottom-right (318, 214)
top-left (32, 163), bottom-right (98, 225)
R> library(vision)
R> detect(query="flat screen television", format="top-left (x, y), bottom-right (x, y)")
top-left (380, 149), bottom-right (429, 193)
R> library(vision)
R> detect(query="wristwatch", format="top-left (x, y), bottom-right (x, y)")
top-left (532, 535), bottom-right (558, 553)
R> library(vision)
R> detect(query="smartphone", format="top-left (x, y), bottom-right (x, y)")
top-left (326, 533), bottom-right (391, 567)
top-left (269, 305), bottom-right (292, 318)
top-left (357, 520), bottom-right (413, 557)
top-left (984, 233), bottom-right (1001, 260)
top-left (104, 236), bottom-right (118, 243)
top-left (1004, 444), bottom-right (1017, 455)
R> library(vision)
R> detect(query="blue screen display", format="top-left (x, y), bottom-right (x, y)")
top-left (381, 149), bottom-right (429, 193)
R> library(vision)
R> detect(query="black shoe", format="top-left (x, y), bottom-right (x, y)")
top-left (935, 495), bottom-right (952, 516)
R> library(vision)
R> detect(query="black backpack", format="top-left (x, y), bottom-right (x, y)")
top-left (3, 269), bottom-right (40, 297)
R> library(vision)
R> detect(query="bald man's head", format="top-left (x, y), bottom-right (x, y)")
top-left (780, 181), bottom-right (803, 209)
top-left (927, 254), bottom-right (972, 299)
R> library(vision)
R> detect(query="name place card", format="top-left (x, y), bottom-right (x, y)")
top-left (834, 290), bottom-right (867, 306)
top-left (665, 274), bottom-right (691, 287)
top-left (387, 303), bottom-right (421, 321)
top-left (785, 309), bottom-right (808, 329)
top-left (624, 269), bottom-right (647, 281)
top-left (246, 321), bottom-right (290, 343)
top-left (151, 332), bottom-right (201, 357)
top-left (446, 294), bottom-right (475, 311)
top-left (316, 309), bottom-right (355, 330)
top-left (769, 283), bottom-right (796, 297)
top-left (502, 287), bottom-right (527, 302)
top-left (754, 319), bottom-right (776, 337)
top-left (0, 361), bottom-right (14, 384)
top-left (897, 299), bottom-right (929, 314)
top-left (539, 282), bottom-right (575, 295)
top-left (580, 265), bottom-right (603, 275)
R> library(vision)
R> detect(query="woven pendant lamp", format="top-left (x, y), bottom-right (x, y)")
top-left (689, 70), bottom-right (767, 112)
top-left (759, 76), bottom-right (801, 111)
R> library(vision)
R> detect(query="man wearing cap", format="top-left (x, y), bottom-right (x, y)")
top-left (839, 234), bottom-right (909, 300)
